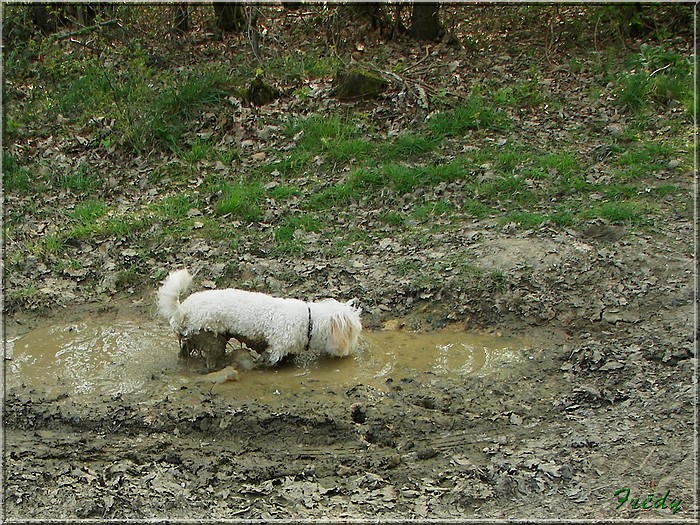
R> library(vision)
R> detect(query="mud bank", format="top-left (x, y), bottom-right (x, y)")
top-left (3, 336), bottom-right (695, 520)
top-left (3, 247), bottom-right (696, 520)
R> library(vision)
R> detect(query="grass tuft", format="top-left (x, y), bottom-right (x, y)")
top-left (584, 201), bottom-right (650, 225)
top-left (215, 181), bottom-right (264, 222)
top-left (380, 133), bottom-right (439, 159)
top-left (153, 195), bottom-right (198, 220)
top-left (428, 93), bottom-right (507, 136)
top-left (69, 200), bottom-right (108, 223)
top-left (2, 153), bottom-right (32, 193)
top-left (616, 44), bottom-right (692, 114)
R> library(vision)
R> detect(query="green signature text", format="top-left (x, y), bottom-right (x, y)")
top-left (614, 487), bottom-right (681, 514)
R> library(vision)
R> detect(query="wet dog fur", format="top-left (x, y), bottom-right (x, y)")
top-left (158, 269), bottom-right (362, 371)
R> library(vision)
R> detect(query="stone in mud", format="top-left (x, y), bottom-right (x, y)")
top-left (582, 223), bottom-right (626, 243)
top-left (351, 403), bottom-right (366, 424)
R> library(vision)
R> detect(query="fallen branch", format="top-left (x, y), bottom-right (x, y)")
top-left (649, 63), bottom-right (671, 77)
top-left (51, 19), bottom-right (121, 41)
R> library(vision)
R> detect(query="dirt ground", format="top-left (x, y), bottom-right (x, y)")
top-left (2, 4), bottom-right (697, 522)
top-left (3, 219), bottom-right (696, 521)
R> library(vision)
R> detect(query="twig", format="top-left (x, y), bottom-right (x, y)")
top-left (52, 19), bottom-right (120, 41)
top-left (68, 38), bottom-right (99, 53)
top-left (593, 13), bottom-right (601, 54)
top-left (649, 63), bottom-right (671, 77)
top-left (544, 5), bottom-right (558, 66)
top-left (246, 6), bottom-right (263, 66)
top-left (400, 46), bottom-right (432, 74)
top-left (101, 70), bottom-right (135, 139)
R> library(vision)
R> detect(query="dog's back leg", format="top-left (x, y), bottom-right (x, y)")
top-left (178, 335), bottom-right (191, 359)
top-left (205, 333), bottom-right (229, 371)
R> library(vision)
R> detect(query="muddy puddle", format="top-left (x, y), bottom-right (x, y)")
top-left (5, 316), bottom-right (528, 403)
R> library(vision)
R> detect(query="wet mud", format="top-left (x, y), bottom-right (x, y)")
top-left (3, 215), bottom-right (697, 521)
top-left (3, 298), bottom-right (696, 520)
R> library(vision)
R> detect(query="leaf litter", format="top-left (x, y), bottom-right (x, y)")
top-left (3, 4), bottom-right (696, 521)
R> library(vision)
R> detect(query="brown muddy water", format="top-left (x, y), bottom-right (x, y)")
top-left (5, 316), bottom-right (528, 403)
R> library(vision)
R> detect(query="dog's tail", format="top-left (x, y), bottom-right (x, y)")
top-left (157, 269), bottom-right (193, 321)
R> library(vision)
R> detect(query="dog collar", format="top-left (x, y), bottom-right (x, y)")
top-left (305, 306), bottom-right (313, 351)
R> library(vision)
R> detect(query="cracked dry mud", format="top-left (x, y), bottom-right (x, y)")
top-left (3, 221), bottom-right (696, 521)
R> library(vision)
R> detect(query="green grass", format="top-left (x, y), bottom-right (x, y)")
top-left (600, 184), bottom-right (639, 200)
top-left (549, 209), bottom-right (575, 227)
top-left (618, 141), bottom-right (674, 164)
top-left (651, 184), bottom-right (679, 197)
top-left (308, 181), bottom-right (357, 209)
top-left (8, 283), bottom-right (40, 305)
top-left (326, 138), bottom-right (375, 162)
top-left (263, 151), bottom-right (313, 176)
top-left (616, 72), bottom-right (650, 112)
top-left (50, 62), bottom-right (119, 119)
top-left (462, 199), bottom-right (492, 219)
top-left (69, 200), bottom-right (108, 223)
top-left (618, 141), bottom-right (673, 165)
top-left (2, 153), bottom-right (32, 193)
top-left (494, 150), bottom-right (523, 173)
top-left (305, 160), bottom-right (468, 210)
top-left (216, 148), bottom-right (241, 166)
top-left (616, 44), bottom-right (693, 115)
top-left (428, 93), bottom-right (507, 136)
top-left (374, 165), bottom-right (418, 194)
top-left (153, 194), bottom-right (199, 220)
top-left (273, 225), bottom-right (301, 252)
top-left (278, 113), bottom-right (374, 167)
top-left (583, 201), bottom-right (651, 225)
top-left (422, 160), bottom-right (470, 184)
top-left (100, 216), bottom-right (149, 239)
top-left (215, 180), bottom-right (265, 222)
top-left (412, 201), bottom-right (455, 221)
top-left (380, 133), bottom-right (439, 159)
top-left (291, 114), bottom-right (362, 150)
top-left (292, 135), bottom-right (678, 233)
top-left (504, 211), bottom-right (548, 229)
top-left (273, 214), bottom-right (324, 254)
top-left (379, 210), bottom-right (406, 226)
top-left (5, 35), bottom-right (690, 272)
top-left (64, 209), bottom-right (149, 242)
top-left (149, 70), bottom-right (231, 152)
top-left (180, 139), bottom-right (216, 163)
top-left (493, 74), bottom-right (548, 108)
top-left (612, 140), bottom-right (676, 179)
top-left (42, 235), bottom-right (65, 255)
top-left (285, 214), bottom-right (323, 232)
top-left (274, 88), bottom-right (511, 177)
top-left (269, 184), bottom-right (301, 200)
top-left (537, 152), bottom-right (581, 177)
top-left (268, 49), bottom-right (342, 82)
top-left (477, 175), bottom-right (534, 205)
top-left (21, 43), bottom-right (232, 155)
top-left (57, 164), bottom-right (101, 193)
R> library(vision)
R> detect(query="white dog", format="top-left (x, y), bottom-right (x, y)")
top-left (158, 269), bottom-right (362, 371)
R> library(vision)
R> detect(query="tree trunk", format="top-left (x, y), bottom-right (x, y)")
top-left (30, 4), bottom-right (61, 34)
top-left (173, 3), bottom-right (189, 34)
top-left (410, 2), bottom-right (442, 41)
top-left (619, 3), bottom-right (646, 37)
top-left (75, 4), bottom-right (96, 26)
top-left (214, 2), bottom-right (245, 33)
